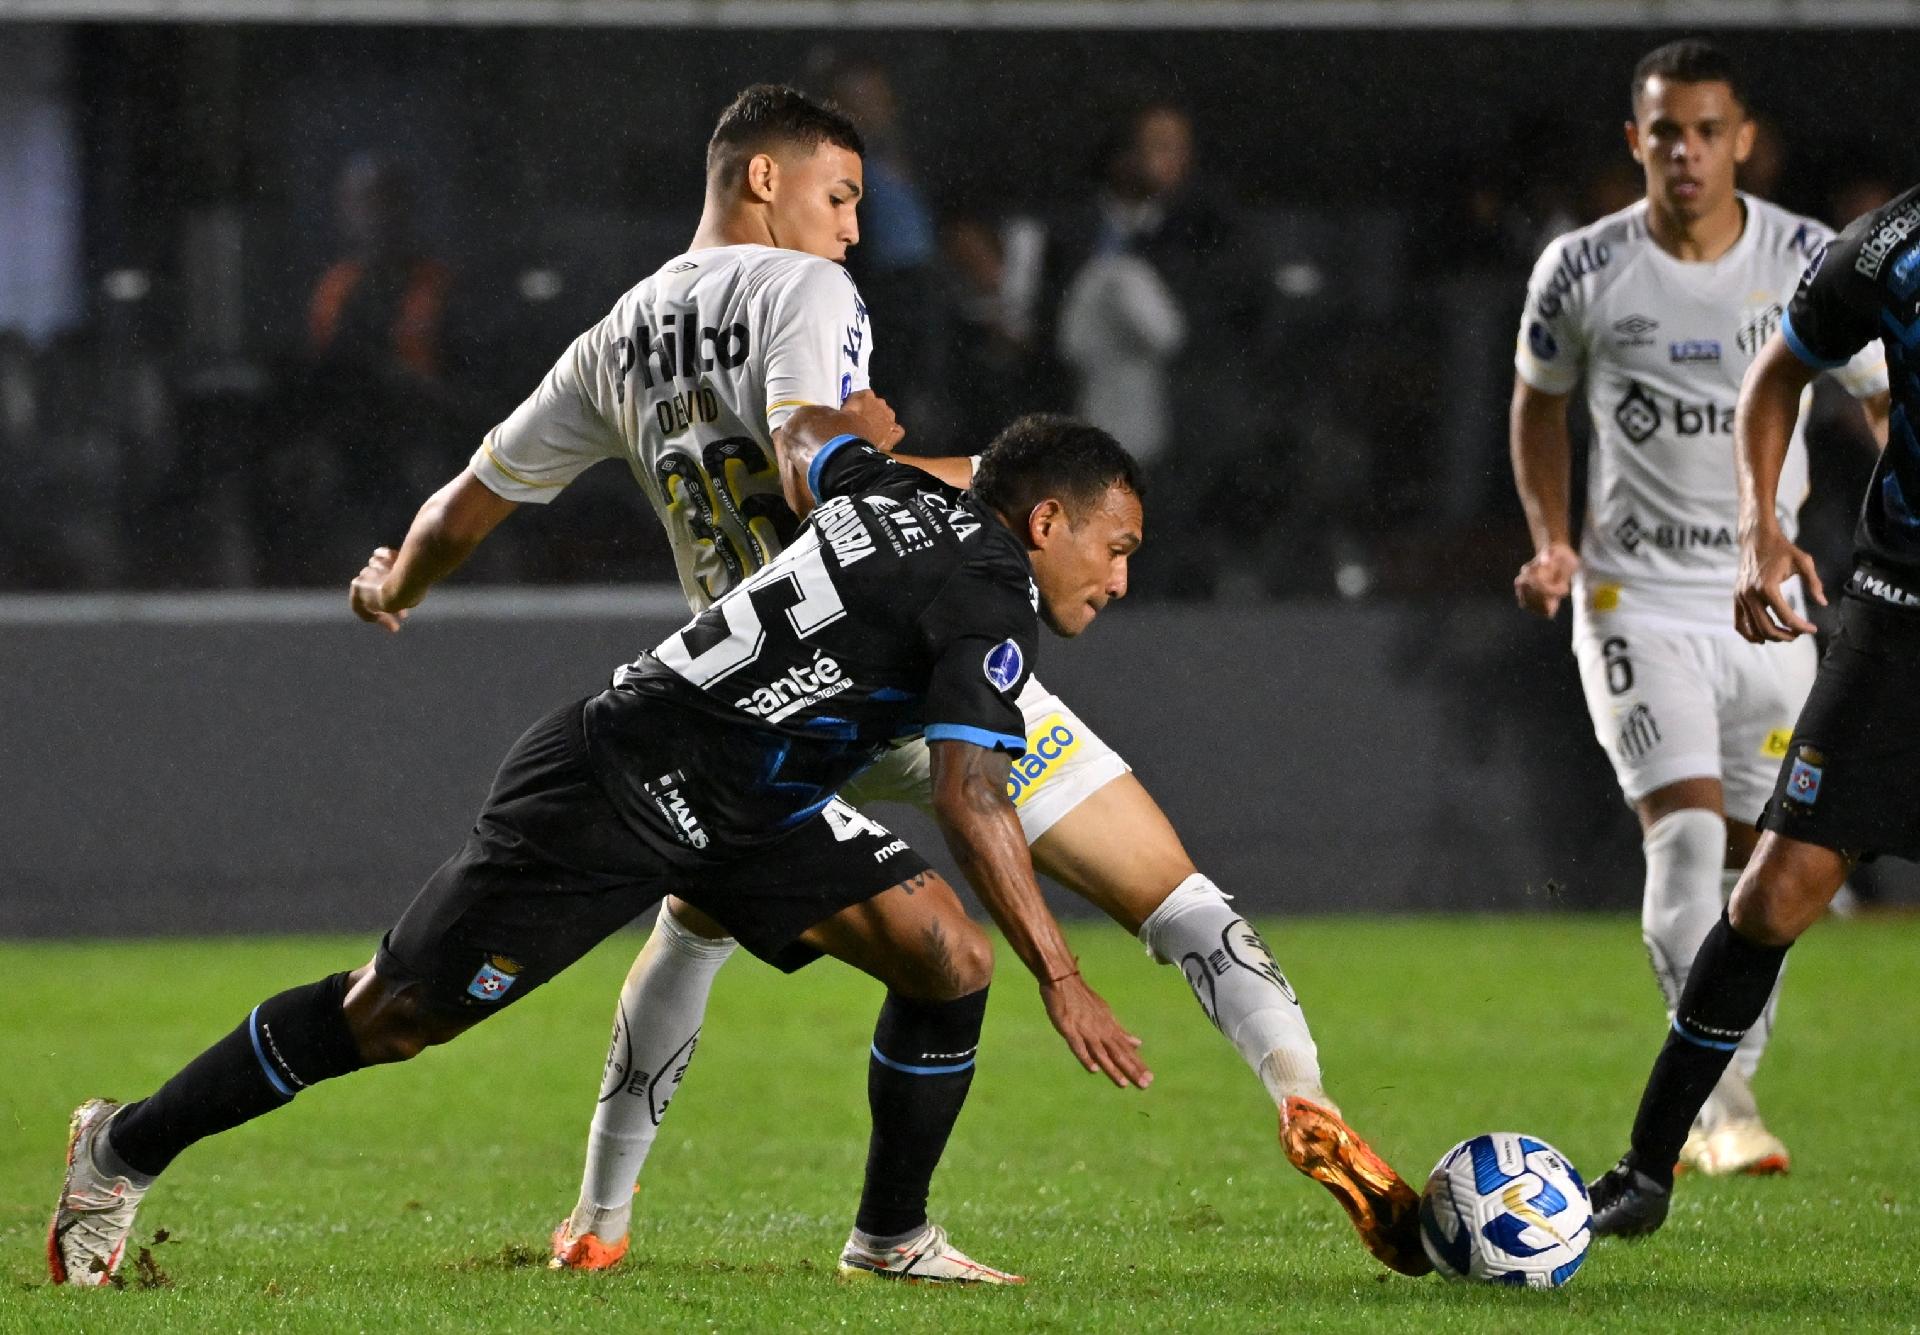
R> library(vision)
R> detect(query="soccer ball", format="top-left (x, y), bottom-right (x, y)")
top-left (1417, 1132), bottom-right (1592, 1287)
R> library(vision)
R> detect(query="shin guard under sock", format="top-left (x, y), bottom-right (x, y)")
top-left (1625, 915), bottom-right (1789, 1187)
top-left (107, 971), bottom-right (364, 1178)
top-left (855, 988), bottom-right (988, 1240)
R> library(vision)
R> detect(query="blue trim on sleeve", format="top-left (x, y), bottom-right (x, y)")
top-left (870, 1043), bottom-right (976, 1076)
top-left (1671, 1019), bottom-right (1742, 1052)
top-left (923, 722), bottom-right (1026, 753)
top-left (248, 1006), bottom-right (296, 1097)
top-left (806, 433), bottom-right (860, 502)
top-left (1779, 308), bottom-right (1851, 371)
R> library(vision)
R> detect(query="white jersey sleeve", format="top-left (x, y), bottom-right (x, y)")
top-left (762, 260), bottom-right (871, 431)
top-left (472, 310), bottom-right (624, 503)
top-left (1514, 232), bottom-right (1597, 395)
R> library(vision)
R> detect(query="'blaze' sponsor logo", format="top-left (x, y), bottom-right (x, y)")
top-left (1006, 716), bottom-right (1080, 806)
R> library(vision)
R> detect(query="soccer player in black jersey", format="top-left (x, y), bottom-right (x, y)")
top-left (1590, 184), bottom-right (1920, 1236)
top-left (48, 405), bottom-right (1146, 1287)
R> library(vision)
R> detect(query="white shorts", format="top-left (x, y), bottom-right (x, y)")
top-left (838, 674), bottom-right (1132, 842)
top-left (1572, 614), bottom-right (1817, 825)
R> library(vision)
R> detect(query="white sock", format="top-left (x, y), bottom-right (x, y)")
top-left (1642, 813), bottom-right (1777, 1130)
top-left (1137, 874), bottom-right (1327, 1110)
top-left (572, 903), bottom-right (736, 1238)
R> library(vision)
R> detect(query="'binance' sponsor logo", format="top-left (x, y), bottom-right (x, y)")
top-left (1006, 715), bottom-right (1080, 807)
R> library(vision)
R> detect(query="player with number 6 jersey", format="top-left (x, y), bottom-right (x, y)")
top-left (347, 83), bottom-right (1431, 1279)
top-left (1510, 41), bottom-right (1890, 1180)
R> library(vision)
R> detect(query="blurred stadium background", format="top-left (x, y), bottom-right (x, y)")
top-left (6, 0), bottom-right (1920, 935)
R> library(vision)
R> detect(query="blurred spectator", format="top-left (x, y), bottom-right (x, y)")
top-left (308, 154), bottom-right (451, 380)
top-left (934, 214), bottom-right (1050, 452)
top-left (1043, 102), bottom-right (1270, 598)
top-left (1737, 115), bottom-right (1788, 203)
top-left (825, 59), bottom-right (947, 445)
top-left (255, 155), bottom-right (477, 583)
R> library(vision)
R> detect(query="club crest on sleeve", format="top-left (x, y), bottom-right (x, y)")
top-left (983, 639), bottom-right (1024, 693)
top-left (467, 955), bottom-right (524, 1002)
top-left (1786, 750), bottom-right (1824, 806)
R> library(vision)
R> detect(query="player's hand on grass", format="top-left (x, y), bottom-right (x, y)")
top-left (1513, 541), bottom-right (1579, 618)
top-left (350, 547), bottom-right (410, 633)
top-left (1040, 972), bottom-right (1151, 1090)
top-left (840, 389), bottom-right (906, 451)
top-left (1735, 527), bottom-right (1824, 643)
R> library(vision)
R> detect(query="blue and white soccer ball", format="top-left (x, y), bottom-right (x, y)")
top-left (1418, 1132), bottom-right (1592, 1288)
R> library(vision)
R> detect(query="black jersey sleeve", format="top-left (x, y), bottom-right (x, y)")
top-left (807, 435), bottom-right (909, 504)
top-left (1783, 212), bottom-right (1886, 370)
top-left (916, 554), bottom-right (1037, 755)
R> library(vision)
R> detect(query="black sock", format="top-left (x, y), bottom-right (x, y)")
top-left (1624, 915), bottom-right (1789, 1188)
top-left (108, 972), bottom-right (365, 1179)
top-left (855, 987), bottom-right (988, 1240)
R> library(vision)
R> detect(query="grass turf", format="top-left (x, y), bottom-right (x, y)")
top-left (3, 914), bottom-right (1914, 1332)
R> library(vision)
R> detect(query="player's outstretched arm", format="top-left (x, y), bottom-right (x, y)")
top-left (1734, 333), bottom-right (1825, 643)
top-left (349, 468), bottom-right (519, 632)
top-left (1508, 377), bottom-right (1580, 618)
top-left (927, 738), bottom-right (1151, 1091)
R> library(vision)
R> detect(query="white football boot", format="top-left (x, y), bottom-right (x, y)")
top-left (836, 1221), bottom-right (1024, 1286)
top-left (1693, 1119), bottom-right (1791, 1176)
top-left (49, 1099), bottom-right (147, 1286)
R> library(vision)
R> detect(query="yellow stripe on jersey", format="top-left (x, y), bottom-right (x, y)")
top-left (764, 398), bottom-right (821, 419)
top-left (480, 440), bottom-right (567, 489)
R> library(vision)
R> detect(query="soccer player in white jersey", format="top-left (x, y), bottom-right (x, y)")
top-left (1510, 41), bottom-right (1890, 1178)
top-left (350, 84), bottom-right (1430, 1278)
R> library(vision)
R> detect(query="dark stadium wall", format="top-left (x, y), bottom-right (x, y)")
top-left (5, 598), bottom-right (1655, 938)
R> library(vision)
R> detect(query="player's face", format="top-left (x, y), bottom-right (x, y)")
top-left (1626, 77), bottom-right (1754, 223)
top-left (767, 143), bottom-right (863, 262)
top-left (1031, 485), bottom-right (1143, 638)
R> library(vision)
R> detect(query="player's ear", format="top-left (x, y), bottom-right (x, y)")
top-left (745, 153), bottom-right (778, 204)
top-left (1623, 118), bottom-right (1644, 164)
top-left (1027, 498), bottom-right (1066, 548)
top-left (1732, 116), bottom-right (1756, 165)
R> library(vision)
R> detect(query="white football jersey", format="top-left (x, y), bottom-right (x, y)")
top-left (1516, 194), bottom-right (1888, 633)
top-left (474, 244), bottom-right (871, 609)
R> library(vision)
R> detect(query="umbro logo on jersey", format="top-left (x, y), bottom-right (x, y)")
top-left (667, 260), bottom-right (699, 274)
top-left (1612, 313), bottom-right (1659, 345)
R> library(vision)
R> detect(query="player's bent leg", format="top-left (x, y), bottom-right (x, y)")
top-left (1592, 833), bottom-right (1851, 1238)
top-left (1633, 779), bottom-right (1786, 1175)
top-left (1031, 774), bottom-right (1426, 1276)
top-left (800, 877), bottom-right (1021, 1286)
top-left (50, 961), bottom-right (456, 1286)
top-left (554, 898), bottom-right (737, 1272)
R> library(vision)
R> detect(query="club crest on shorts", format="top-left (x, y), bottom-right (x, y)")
top-left (1786, 748), bottom-right (1824, 806)
top-left (983, 639), bottom-right (1024, 693)
top-left (467, 954), bottom-right (523, 1002)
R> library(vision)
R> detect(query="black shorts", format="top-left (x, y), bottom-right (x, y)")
top-left (375, 700), bottom-right (929, 1014)
top-left (1759, 591), bottom-right (1920, 861)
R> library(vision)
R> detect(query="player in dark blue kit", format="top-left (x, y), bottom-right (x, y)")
top-left (49, 404), bottom-right (1148, 1286)
top-left (1590, 184), bottom-right (1920, 1237)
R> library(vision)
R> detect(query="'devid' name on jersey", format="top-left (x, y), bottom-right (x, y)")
top-left (582, 437), bottom-right (1037, 867)
top-left (1782, 183), bottom-right (1920, 588)
top-left (473, 246), bottom-right (875, 612)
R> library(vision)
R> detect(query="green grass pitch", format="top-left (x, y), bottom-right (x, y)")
top-left (4, 914), bottom-right (1915, 1332)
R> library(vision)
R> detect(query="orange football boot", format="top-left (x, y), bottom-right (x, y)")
top-left (1279, 1096), bottom-right (1431, 1276)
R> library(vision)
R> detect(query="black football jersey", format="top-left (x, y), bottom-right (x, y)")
top-left (1783, 183), bottom-right (1920, 579)
top-left (583, 435), bottom-right (1038, 862)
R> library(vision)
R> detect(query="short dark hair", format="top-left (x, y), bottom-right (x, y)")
top-left (706, 84), bottom-right (865, 190)
top-left (971, 414), bottom-right (1145, 525)
top-left (1631, 40), bottom-right (1745, 113)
